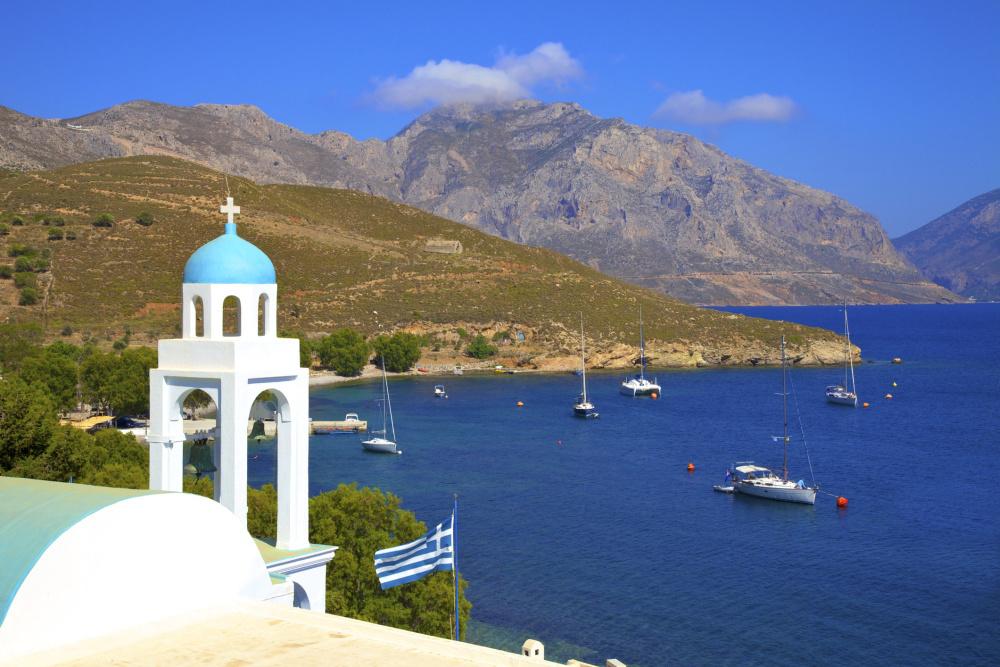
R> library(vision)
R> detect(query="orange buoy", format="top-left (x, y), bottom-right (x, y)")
top-left (651, 392), bottom-right (659, 399)
top-left (862, 402), bottom-right (870, 408)
top-left (516, 401), bottom-right (524, 407)
top-left (687, 462), bottom-right (695, 472)
top-left (837, 496), bottom-right (849, 508)
top-left (885, 393), bottom-right (893, 400)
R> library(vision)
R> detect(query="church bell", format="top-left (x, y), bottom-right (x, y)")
top-left (187, 439), bottom-right (217, 475)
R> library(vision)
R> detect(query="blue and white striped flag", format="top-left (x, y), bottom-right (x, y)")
top-left (374, 514), bottom-right (454, 590)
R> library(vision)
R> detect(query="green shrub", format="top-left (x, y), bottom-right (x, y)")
top-left (65, 230), bottom-right (77, 240)
top-left (48, 229), bottom-right (64, 240)
top-left (11, 216), bottom-right (25, 226)
top-left (92, 213), bottom-right (115, 228)
top-left (466, 334), bottom-right (498, 359)
top-left (19, 287), bottom-right (39, 306)
top-left (60, 325), bottom-right (74, 336)
top-left (0, 266), bottom-right (11, 279)
top-left (50, 217), bottom-right (65, 227)
top-left (135, 211), bottom-right (154, 226)
top-left (0, 223), bottom-right (9, 236)
top-left (13, 272), bottom-right (36, 289)
top-left (8, 243), bottom-right (34, 258)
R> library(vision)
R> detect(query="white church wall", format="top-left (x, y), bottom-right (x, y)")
top-left (0, 493), bottom-right (273, 662)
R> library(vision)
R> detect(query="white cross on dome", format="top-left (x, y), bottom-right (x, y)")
top-left (220, 196), bottom-right (241, 225)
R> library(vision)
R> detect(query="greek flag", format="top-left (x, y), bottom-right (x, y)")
top-left (374, 514), bottom-right (454, 590)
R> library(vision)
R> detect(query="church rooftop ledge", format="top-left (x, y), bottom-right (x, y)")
top-left (253, 538), bottom-right (337, 568)
top-left (156, 337), bottom-right (300, 373)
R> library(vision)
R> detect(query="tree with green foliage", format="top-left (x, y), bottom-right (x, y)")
top-left (135, 211), bottom-right (154, 226)
top-left (0, 223), bottom-right (9, 236)
top-left (0, 375), bottom-right (56, 472)
top-left (8, 242), bottom-right (33, 257)
top-left (0, 266), bottom-right (11, 279)
top-left (372, 332), bottom-right (422, 372)
top-left (11, 216), bottom-right (24, 226)
top-left (20, 347), bottom-right (80, 412)
top-left (465, 334), bottom-right (498, 359)
top-left (7, 427), bottom-right (148, 486)
top-left (317, 328), bottom-right (369, 376)
top-left (81, 347), bottom-right (156, 416)
top-left (14, 256), bottom-right (33, 272)
top-left (0, 323), bottom-right (42, 372)
top-left (246, 482), bottom-right (470, 639)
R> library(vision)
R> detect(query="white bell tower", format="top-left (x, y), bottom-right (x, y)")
top-left (148, 197), bottom-right (317, 562)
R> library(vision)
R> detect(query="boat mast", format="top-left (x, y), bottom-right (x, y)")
top-left (384, 360), bottom-right (396, 442)
top-left (845, 301), bottom-right (856, 396)
top-left (639, 304), bottom-right (646, 381)
top-left (781, 335), bottom-right (789, 481)
top-left (580, 313), bottom-right (588, 403)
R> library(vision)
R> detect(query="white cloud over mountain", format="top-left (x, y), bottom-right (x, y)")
top-left (371, 42), bottom-right (583, 109)
top-left (654, 90), bottom-right (797, 125)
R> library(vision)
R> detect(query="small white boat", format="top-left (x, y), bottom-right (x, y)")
top-left (434, 384), bottom-right (447, 398)
top-left (573, 315), bottom-right (599, 418)
top-left (732, 336), bottom-right (818, 505)
top-left (713, 484), bottom-right (735, 494)
top-left (826, 302), bottom-right (858, 407)
top-left (621, 306), bottom-right (661, 397)
top-left (362, 358), bottom-right (401, 455)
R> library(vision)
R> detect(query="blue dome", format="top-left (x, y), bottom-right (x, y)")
top-left (183, 223), bottom-right (276, 284)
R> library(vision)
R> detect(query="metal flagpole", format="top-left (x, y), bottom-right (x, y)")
top-left (452, 493), bottom-right (460, 641)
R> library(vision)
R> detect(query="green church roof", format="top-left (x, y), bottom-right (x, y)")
top-left (0, 477), bottom-right (162, 625)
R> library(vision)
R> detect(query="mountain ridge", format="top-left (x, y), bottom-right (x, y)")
top-left (0, 100), bottom-right (955, 305)
top-left (895, 188), bottom-right (1000, 301)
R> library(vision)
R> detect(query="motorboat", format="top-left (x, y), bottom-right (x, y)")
top-left (434, 384), bottom-right (447, 398)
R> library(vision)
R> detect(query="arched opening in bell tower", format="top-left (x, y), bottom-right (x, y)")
top-left (192, 296), bottom-right (205, 337)
top-left (223, 296), bottom-right (241, 337)
top-left (246, 389), bottom-right (283, 540)
top-left (178, 388), bottom-right (219, 498)
top-left (258, 293), bottom-right (269, 336)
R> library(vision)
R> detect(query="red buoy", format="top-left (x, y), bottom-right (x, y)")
top-left (651, 392), bottom-right (659, 399)
top-left (862, 402), bottom-right (870, 408)
top-left (687, 462), bottom-right (695, 472)
top-left (837, 496), bottom-right (849, 508)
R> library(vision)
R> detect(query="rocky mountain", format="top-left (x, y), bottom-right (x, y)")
top-left (895, 188), bottom-right (1000, 301)
top-left (0, 100), bottom-right (955, 305)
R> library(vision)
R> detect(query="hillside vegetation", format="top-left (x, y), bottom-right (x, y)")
top-left (0, 156), bottom-right (850, 366)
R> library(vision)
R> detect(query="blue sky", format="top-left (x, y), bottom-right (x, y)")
top-left (2, 0), bottom-right (997, 236)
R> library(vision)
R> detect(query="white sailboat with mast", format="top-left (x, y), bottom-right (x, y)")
top-left (826, 302), bottom-right (858, 406)
top-left (573, 315), bottom-right (599, 418)
top-left (731, 336), bottom-right (818, 505)
top-left (362, 356), bottom-right (401, 454)
top-left (620, 305), bottom-right (661, 397)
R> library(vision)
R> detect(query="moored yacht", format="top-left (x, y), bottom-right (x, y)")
top-left (573, 315), bottom-right (599, 418)
top-left (362, 357), bottom-right (401, 455)
top-left (731, 336), bottom-right (818, 505)
top-left (826, 302), bottom-right (858, 407)
top-left (620, 306), bottom-right (660, 397)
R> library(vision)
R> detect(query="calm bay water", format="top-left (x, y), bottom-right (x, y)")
top-left (250, 304), bottom-right (1000, 666)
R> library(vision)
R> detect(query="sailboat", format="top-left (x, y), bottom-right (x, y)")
top-left (620, 306), bottom-right (661, 397)
top-left (826, 302), bottom-right (858, 406)
top-left (573, 315), bottom-right (599, 418)
top-left (362, 357), bottom-right (401, 454)
top-left (731, 336), bottom-right (818, 505)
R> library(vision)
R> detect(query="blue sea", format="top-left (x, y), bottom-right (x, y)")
top-left (250, 304), bottom-right (1000, 666)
